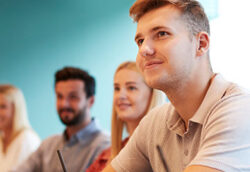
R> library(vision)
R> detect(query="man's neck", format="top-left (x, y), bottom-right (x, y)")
top-left (65, 117), bottom-right (91, 140)
top-left (166, 72), bottom-right (215, 129)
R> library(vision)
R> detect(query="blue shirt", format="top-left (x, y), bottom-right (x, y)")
top-left (15, 119), bottom-right (110, 172)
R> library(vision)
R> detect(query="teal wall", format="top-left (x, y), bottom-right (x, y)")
top-left (0, 0), bottom-right (218, 139)
top-left (0, 0), bottom-right (137, 139)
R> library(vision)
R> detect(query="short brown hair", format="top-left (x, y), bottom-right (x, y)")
top-left (55, 67), bottom-right (95, 98)
top-left (129, 0), bottom-right (210, 35)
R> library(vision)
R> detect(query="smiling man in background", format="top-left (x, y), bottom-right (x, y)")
top-left (15, 67), bottom-right (110, 172)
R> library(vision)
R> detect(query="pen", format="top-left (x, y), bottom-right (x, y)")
top-left (57, 150), bottom-right (68, 172)
top-left (156, 145), bottom-right (168, 172)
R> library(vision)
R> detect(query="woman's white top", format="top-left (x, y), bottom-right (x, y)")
top-left (0, 129), bottom-right (40, 172)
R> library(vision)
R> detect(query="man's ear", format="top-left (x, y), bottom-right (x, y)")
top-left (87, 96), bottom-right (95, 108)
top-left (196, 31), bottom-right (210, 57)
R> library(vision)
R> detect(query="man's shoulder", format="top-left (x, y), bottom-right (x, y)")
top-left (205, 82), bottom-right (250, 128)
top-left (215, 82), bottom-right (250, 109)
top-left (224, 82), bottom-right (250, 97)
top-left (75, 121), bottom-right (110, 149)
top-left (85, 120), bottom-right (110, 143)
top-left (44, 133), bottom-right (62, 140)
top-left (39, 133), bottom-right (62, 147)
top-left (95, 130), bottom-right (110, 141)
top-left (89, 130), bottom-right (110, 149)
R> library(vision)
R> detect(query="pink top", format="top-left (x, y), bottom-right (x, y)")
top-left (86, 137), bottom-right (129, 172)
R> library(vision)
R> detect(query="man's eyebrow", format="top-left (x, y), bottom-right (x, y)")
top-left (126, 81), bottom-right (137, 85)
top-left (69, 91), bottom-right (78, 94)
top-left (114, 82), bottom-right (137, 86)
top-left (151, 26), bottom-right (167, 32)
top-left (134, 26), bottom-right (169, 41)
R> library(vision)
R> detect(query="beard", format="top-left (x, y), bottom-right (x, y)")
top-left (58, 106), bottom-right (87, 126)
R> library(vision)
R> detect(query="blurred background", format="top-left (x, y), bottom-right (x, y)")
top-left (1, 0), bottom-right (249, 139)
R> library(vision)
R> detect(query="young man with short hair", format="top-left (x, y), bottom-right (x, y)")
top-left (103, 0), bottom-right (250, 171)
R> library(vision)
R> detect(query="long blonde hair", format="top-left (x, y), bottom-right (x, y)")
top-left (0, 84), bottom-right (31, 138)
top-left (110, 61), bottom-right (165, 159)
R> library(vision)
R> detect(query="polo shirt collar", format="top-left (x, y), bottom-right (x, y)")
top-left (167, 107), bottom-right (186, 136)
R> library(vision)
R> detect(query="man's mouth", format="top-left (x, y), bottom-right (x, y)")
top-left (144, 60), bottom-right (163, 69)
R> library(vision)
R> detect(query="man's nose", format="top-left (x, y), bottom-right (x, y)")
top-left (139, 39), bottom-right (155, 58)
top-left (59, 98), bottom-right (70, 107)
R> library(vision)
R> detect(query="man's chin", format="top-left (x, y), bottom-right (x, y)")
top-left (60, 116), bottom-right (81, 126)
top-left (59, 116), bottom-right (73, 125)
top-left (59, 108), bottom-right (86, 126)
top-left (61, 120), bottom-right (75, 126)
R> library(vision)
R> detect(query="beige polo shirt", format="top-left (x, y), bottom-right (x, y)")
top-left (112, 74), bottom-right (250, 172)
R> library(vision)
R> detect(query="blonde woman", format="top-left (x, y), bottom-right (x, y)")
top-left (0, 85), bottom-right (40, 172)
top-left (86, 61), bottom-right (165, 172)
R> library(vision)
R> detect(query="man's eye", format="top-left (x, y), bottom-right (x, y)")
top-left (158, 31), bottom-right (168, 37)
top-left (128, 86), bottom-right (136, 91)
top-left (114, 87), bottom-right (120, 91)
top-left (69, 95), bottom-right (78, 100)
top-left (57, 95), bottom-right (62, 99)
top-left (0, 104), bottom-right (7, 109)
top-left (137, 39), bottom-right (144, 46)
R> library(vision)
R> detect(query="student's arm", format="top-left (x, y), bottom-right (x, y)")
top-left (102, 164), bottom-right (116, 172)
top-left (184, 165), bottom-right (222, 172)
top-left (102, 161), bottom-right (222, 172)
top-left (103, 161), bottom-right (222, 172)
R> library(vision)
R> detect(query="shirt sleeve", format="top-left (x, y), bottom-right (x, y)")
top-left (189, 94), bottom-right (250, 171)
top-left (111, 112), bottom-right (155, 172)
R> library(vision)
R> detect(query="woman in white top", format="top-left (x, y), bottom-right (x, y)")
top-left (0, 84), bottom-right (40, 172)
